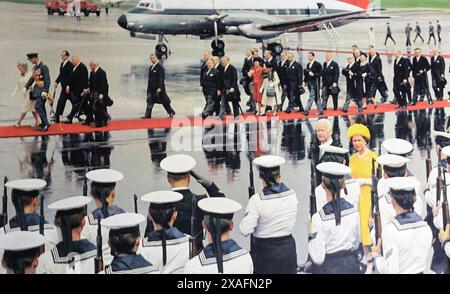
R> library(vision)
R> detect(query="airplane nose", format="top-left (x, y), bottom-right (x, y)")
top-left (118, 14), bottom-right (127, 29)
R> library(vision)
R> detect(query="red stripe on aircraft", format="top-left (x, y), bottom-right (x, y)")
top-left (0, 100), bottom-right (448, 138)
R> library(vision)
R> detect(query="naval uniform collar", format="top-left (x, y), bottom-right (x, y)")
top-left (263, 182), bottom-right (290, 196)
top-left (90, 205), bottom-right (125, 222)
top-left (203, 239), bottom-right (243, 259)
top-left (53, 239), bottom-right (96, 260)
top-left (322, 198), bottom-right (354, 215)
top-left (146, 227), bottom-right (186, 241)
top-left (392, 211), bottom-right (426, 231)
top-left (172, 187), bottom-right (190, 192)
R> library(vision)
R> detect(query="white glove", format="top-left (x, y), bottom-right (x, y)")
top-left (22, 87), bottom-right (27, 94)
top-left (362, 73), bottom-right (367, 78)
top-left (99, 94), bottom-right (104, 99)
top-left (66, 86), bottom-right (70, 94)
top-left (229, 88), bottom-right (235, 93)
top-left (309, 71), bottom-right (314, 77)
top-left (41, 92), bottom-right (47, 98)
top-left (403, 79), bottom-right (407, 84)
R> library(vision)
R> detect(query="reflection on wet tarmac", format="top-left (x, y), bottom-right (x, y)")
top-left (1, 108), bottom-right (449, 263)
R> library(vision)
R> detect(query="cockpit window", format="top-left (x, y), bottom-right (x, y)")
top-left (136, 0), bottom-right (163, 11)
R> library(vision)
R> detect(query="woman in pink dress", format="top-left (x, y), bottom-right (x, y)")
top-left (248, 60), bottom-right (264, 115)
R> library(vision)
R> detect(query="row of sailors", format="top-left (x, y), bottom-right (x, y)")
top-left (2, 138), bottom-right (450, 274)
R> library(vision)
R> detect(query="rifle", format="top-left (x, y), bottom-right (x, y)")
top-left (371, 158), bottom-right (382, 255)
top-left (39, 194), bottom-right (45, 236)
top-left (437, 152), bottom-right (443, 203)
top-left (441, 167), bottom-right (449, 230)
top-left (1, 177), bottom-right (8, 227)
top-left (425, 135), bottom-right (432, 180)
top-left (309, 150), bottom-right (317, 217)
top-left (189, 196), bottom-right (197, 259)
top-left (83, 166), bottom-right (88, 196)
top-left (248, 153), bottom-right (255, 198)
top-left (134, 194), bottom-right (138, 214)
top-left (94, 219), bottom-right (104, 274)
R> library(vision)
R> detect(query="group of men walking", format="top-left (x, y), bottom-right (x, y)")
top-left (385, 21), bottom-right (443, 47)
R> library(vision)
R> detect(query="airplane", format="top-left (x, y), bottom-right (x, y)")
top-left (117, 0), bottom-right (386, 59)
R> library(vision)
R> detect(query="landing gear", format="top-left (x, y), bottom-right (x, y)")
top-left (155, 34), bottom-right (169, 60)
top-left (267, 42), bottom-right (283, 56)
top-left (211, 40), bottom-right (225, 57)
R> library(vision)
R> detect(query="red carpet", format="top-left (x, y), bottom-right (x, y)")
top-left (0, 100), bottom-right (448, 138)
top-left (292, 48), bottom-right (450, 59)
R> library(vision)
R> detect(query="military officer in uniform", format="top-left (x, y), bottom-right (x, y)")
top-left (201, 59), bottom-right (221, 119)
top-left (185, 198), bottom-right (253, 274)
top-left (38, 196), bottom-right (96, 274)
top-left (341, 55), bottom-right (363, 113)
top-left (315, 145), bottom-right (359, 210)
top-left (405, 23), bottom-right (413, 47)
top-left (239, 155), bottom-right (299, 274)
top-left (430, 48), bottom-right (446, 101)
top-left (53, 50), bottom-right (74, 123)
top-left (81, 169), bottom-right (126, 260)
top-left (432, 146), bottom-right (450, 235)
top-left (285, 53), bottom-right (304, 113)
top-left (308, 162), bottom-right (362, 274)
top-left (303, 52), bottom-right (323, 116)
top-left (372, 177), bottom-right (432, 274)
top-left (368, 46), bottom-right (389, 104)
top-left (412, 48), bottom-right (433, 105)
top-left (393, 50), bottom-right (412, 107)
top-left (139, 191), bottom-right (189, 274)
top-left (24, 53), bottom-right (51, 132)
top-left (1, 179), bottom-right (58, 250)
top-left (100, 213), bottom-right (159, 274)
top-left (146, 154), bottom-right (224, 255)
top-left (0, 231), bottom-right (45, 274)
top-left (143, 54), bottom-right (176, 119)
top-left (320, 52), bottom-right (340, 111)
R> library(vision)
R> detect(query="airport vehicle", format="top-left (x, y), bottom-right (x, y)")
top-left (46, 0), bottom-right (101, 16)
top-left (117, 0), bottom-right (385, 58)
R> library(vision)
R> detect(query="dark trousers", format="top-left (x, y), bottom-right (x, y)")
top-left (202, 91), bottom-right (219, 117)
top-left (432, 80), bottom-right (444, 100)
top-left (34, 96), bottom-right (49, 127)
top-left (428, 33), bottom-right (436, 45)
top-left (406, 36), bottom-right (412, 46)
top-left (280, 84), bottom-right (288, 110)
top-left (287, 82), bottom-right (303, 111)
top-left (145, 92), bottom-right (174, 118)
top-left (67, 93), bottom-right (91, 121)
top-left (312, 250), bottom-right (361, 274)
top-left (342, 91), bottom-right (363, 112)
top-left (304, 82), bottom-right (323, 113)
top-left (219, 93), bottom-right (240, 118)
top-left (321, 87), bottom-right (338, 110)
top-left (438, 32), bottom-right (442, 42)
top-left (93, 99), bottom-right (110, 127)
top-left (251, 235), bottom-right (297, 274)
top-left (384, 34), bottom-right (396, 45)
top-left (413, 78), bottom-right (433, 103)
top-left (55, 89), bottom-right (71, 118)
top-left (414, 33), bottom-right (424, 42)
top-left (369, 80), bottom-right (389, 102)
top-left (393, 82), bottom-right (409, 107)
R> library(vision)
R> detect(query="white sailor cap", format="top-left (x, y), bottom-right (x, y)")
top-left (386, 177), bottom-right (420, 192)
top-left (382, 138), bottom-right (413, 156)
top-left (48, 196), bottom-right (91, 212)
top-left (0, 231), bottom-right (45, 252)
top-left (5, 179), bottom-right (46, 192)
top-left (253, 155), bottom-right (285, 170)
top-left (86, 169), bottom-right (124, 186)
top-left (141, 190), bottom-right (183, 209)
top-left (198, 198), bottom-right (242, 219)
top-left (319, 145), bottom-right (349, 155)
top-left (316, 162), bottom-right (351, 178)
top-left (377, 154), bottom-right (410, 168)
top-left (101, 213), bottom-right (146, 231)
top-left (442, 146), bottom-right (450, 158)
top-left (160, 154), bottom-right (197, 174)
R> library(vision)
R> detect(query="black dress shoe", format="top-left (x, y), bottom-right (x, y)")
top-left (169, 112), bottom-right (176, 118)
top-left (303, 111), bottom-right (309, 116)
top-left (318, 111), bottom-right (324, 115)
top-left (54, 118), bottom-right (60, 123)
top-left (285, 108), bottom-right (291, 114)
top-left (395, 105), bottom-right (402, 109)
top-left (40, 125), bottom-right (49, 132)
top-left (340, 108), bottom-right (348, 113)
top-left (63, 119), bottom-right (72, 124)
top-left (428, 101), bottom-right (434, 105)
top-left (141, 116), bottom-right (151, 119)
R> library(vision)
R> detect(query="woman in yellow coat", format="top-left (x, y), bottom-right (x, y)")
top-left (347, 124), bottom-right (377, 264)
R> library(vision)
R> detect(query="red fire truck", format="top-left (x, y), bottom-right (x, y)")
top-left (46, 0), bottom-right (101, 17)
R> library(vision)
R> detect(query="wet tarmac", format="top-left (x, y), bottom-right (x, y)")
top-left (1, 3), bottom-right (450, 267)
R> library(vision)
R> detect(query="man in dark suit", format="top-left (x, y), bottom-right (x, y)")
top-left (64, 55), bottom-right (89, 124)
top-left (53, 50), bottom-right (74, 123)
top-left (428, 22), bottom-right (437, 45)
top-left (430, 48), bottom-right (446, 101)
top-left (321, 52), bottom-right (340, 111)
top-left (212, 56), bottom-right (226, 115)
top-left (143, 54), bottom-right (176, 119)
top-left (393, 50), bottom-right (412, 108)
top-left (285, 53), bottom-right (304, 113)
top-left (241, 49), bottom-right (255, 112)
top-left (437, 20), bottom-right (442, 43)
top-left (264, 50), bottom-right (278, 72)
top-left (278, 51), bottom-right (289, 111)
top-left (414, 22), bottom-right (424, 43)
top-left (200, 51), bottom-right (210, 88)
top-left (25, 53), bottom-right (51, 131)
top-left (303, 52), bottom-right (323, 115)
top-left (341, 55), bottom-right (363, 113)
top-left (88, 61), bottom-right (111, 127)
top-left (368, 46), bottom-right (389, 103)
top-left (412, 48), bottom-right (433, 105)
top-left (219, 56), bottom-right (240, 119)
top-left (201, 59), bottom-right (221, 119)
top-left (384, 22), bottom-right (396, 45)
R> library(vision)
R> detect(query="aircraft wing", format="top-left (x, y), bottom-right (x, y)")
top-left (259, 9), bottom-right (382, 32)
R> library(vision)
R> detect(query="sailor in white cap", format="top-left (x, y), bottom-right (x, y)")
top-left (0, 179), bottom-right (58, 249)
top-left (376, 154), bottom-right (426, 227)
top-left (382, 138), bottom-right (414, 157)
top-left (426, 131), bottom-right (450, 190)
top-left (99, 213), bottom-right (159, 274)
top-left (431, 146), bottom-right (450, 235)
top-left (185, 198), bottom-right (253, 274)
top-left (239, 155), bottom-right (298, 274)
top-left (139, 191), bottom-right (189, 274)
top-left (38, 196), bottom-right (96, 274)
top-left (315, 145), bottom-right (360, 209)
top-left (308, 162), bottom-right (361, 274)
top-left (372, 177), bottom-right (432, 274)
top-left (148, 154), bottom-right (224, 256)
top-left (81, 169), bottom-right (126, 260)
top-left (0, 231), bottom-right (45, 274)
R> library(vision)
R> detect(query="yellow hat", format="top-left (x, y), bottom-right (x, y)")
top-left (347, 123), bottom-right (371, 141)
